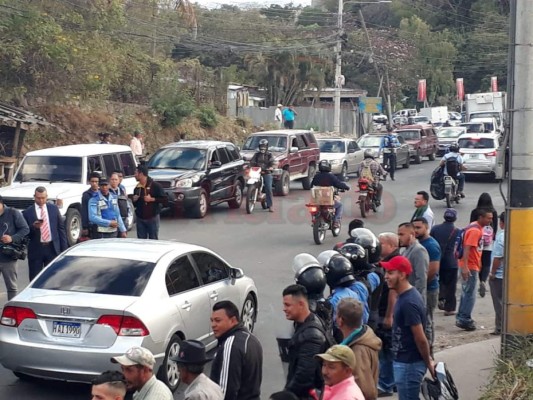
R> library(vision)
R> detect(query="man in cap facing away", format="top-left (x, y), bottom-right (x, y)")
top-left (111, 346), bottom-right (173, 400)
top-left (172, 339), bottom-right (223, 400)
top-left (315, 345), bottom-right (365, 400)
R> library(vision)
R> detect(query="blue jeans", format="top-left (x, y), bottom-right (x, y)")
top-left (457, 172), bottom-right (465, 192)
top-left (378, 346), bottom-right (395, 393)
top-left (457, 271), bottom-right (478, 325)
top-left (334, 200), bottom-right (343, 222)
top-left (263, 174), bottom-right (273, 208)
top-left (136, 215), bottom-right (160, 239)
top-left (393, 360), bottom-right (427, 400)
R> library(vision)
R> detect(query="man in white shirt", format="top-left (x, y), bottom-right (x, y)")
top-left (172, 340), bottom-right (224, 400)
top-left (130, 131), bottom-right (144, 158)
top-left (275, 104), bottom-right (283, 128)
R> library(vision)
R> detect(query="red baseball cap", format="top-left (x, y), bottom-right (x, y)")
top-left (380, 256), bottom-right (413, 275)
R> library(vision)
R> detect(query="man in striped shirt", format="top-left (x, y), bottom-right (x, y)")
top-left (210, 301), bottom-right (263, 400)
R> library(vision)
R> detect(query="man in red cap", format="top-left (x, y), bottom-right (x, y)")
top-left (380, 255), bottom-right (435, 400)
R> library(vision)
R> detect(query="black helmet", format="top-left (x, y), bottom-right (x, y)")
top-left (349, 228), bottom-right (382, 264)
top-left (292, 253), bottom-right (326, 299)
top-left (259, 139), bottom-right (269, 153)
top-left (338, 243), bottom-right (367, 270)
top-left (318, 159), bottom-right (332, 173)
top-left (449, 143), bottom-right (459, 153)
top-left (325, 254), bottom-right (355, 288)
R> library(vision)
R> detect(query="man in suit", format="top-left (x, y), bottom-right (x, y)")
top-left (23, 187), bottom-right (68, 280)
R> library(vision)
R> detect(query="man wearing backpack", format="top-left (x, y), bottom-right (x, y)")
top-left (358, 150), bottom-right (387, 206)
top-left (439, 144), bottom-right (465, 198)
top-left (456, 209), bottom-right (494, 331)
top-left (379, 126), bottom-right (401, 181)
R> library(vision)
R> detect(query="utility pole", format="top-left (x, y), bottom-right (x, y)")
top-left (503, 0), bottom-right (533, 355)
top-left (333, 0), bottom-right (344, 134)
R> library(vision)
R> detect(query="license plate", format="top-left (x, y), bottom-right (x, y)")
top-left (468, 154), bottom-right (479, 159)
top-left (52, 321), bottom-right (81, 338)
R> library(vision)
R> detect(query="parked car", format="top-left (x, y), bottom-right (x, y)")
top-left (392, 116), bottom-right (409, 127)
top-left (460, 122), bottom-right (488, 134)
top-left (240, 130), bottom-right (320, 195)
top-left (393, 109), bottom-right (418, 118)
top-left (0, 144), bottom-right (137, 246)
top-left (407, 115), bottom-right (430, 125)
top-left (0, 239), bottom-right (258, 391)
top-left (372, 113), bottom-right (388, 124)
top-left (395, 124), bottom-right (439, 164)
top-left (436, 127), bottom-right (467, 156)
top-left (357, 133), bottom-right (411, 169)
top-left (317, 137), bottom-right (364, 181)
top-left (147, 141), bottom-right (245, 218)
top-left (457, 133), bottom-right (501, 178)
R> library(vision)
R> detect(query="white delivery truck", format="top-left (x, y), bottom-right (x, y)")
top-left (465, 92), bottom-right (507, 130)
top-left (420, 106), bottom-right (449, 124)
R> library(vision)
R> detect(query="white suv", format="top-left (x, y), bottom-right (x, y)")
top-left (457, 133), bottom-right (501, 179)
top-left (0, 144), bottom-right (137, 246)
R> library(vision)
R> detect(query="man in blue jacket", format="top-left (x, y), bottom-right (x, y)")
top-left (379, 126), bottom-right (401, 181)
top-left (312, 160), bottom-right (350, 228)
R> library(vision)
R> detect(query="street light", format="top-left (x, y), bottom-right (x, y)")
top-left (333, 0), bottom-right (392, 134)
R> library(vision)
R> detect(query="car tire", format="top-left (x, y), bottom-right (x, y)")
top-left (339, 163), bottom-right (348, 181)
top-left (275, 170), bottom-right (290, 196)
top-left (403, 153), bottom-right (410, 169)
top-left (190, 189), bottom-right (208, 218)
top-left (301, 164), bottom-right (316, 190)
top-left (428, 151), bottom-right (436, 161)
top-left (228, 181), bottom-right (243, 209)
top-left (126, 199), bottom-right (136, 231)
top-left (157, 334), bottom-right (182, 392)
top-left (65, 208), bottom-right (82, 246)
top-left (241, 294), bottom-right (257, 333)
top-left (414, 150), bottom-right (422, 164)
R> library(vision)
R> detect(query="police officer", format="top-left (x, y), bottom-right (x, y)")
top-left (379, 126), bottom-right (401, 181)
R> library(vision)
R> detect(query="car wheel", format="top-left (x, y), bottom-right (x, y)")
top-left (228, 181), bottom-right (243, 209)
top-left (65, 208), bottom-right (82, 246)
top-left (126, 199), bottom-right (136, 231)
top-left (301, 164), bottom-right (316, 190)
top-left (274, 170), bottom-right (290, 196)
top-left (339, 163), bottom-right (348, 181)
top-left (241, 294), bottom-right (257, 332)
top-left (190, 189), bottom-right (208, 218)
top-left (403, 153), bottom-right (410, 168)
top-left (157, 334), bottom-right (182, 392)
top-left (428, 151), bottom-right (436, 161)
top-left (414, 150), bottom-right (422, 164)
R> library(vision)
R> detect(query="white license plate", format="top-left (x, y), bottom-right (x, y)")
top-left (468, 154), bottom-right (479, 159)
top-left (52, 321), bottom-right (81, 338)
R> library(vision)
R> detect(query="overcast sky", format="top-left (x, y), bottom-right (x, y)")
top-left (193, 0), bottom-right (312, 9)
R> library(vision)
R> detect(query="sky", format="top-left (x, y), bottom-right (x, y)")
top-left (194, 0), bottom-right (312, 9)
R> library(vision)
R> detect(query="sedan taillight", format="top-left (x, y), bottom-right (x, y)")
top-left (0, 306), bottom-right (37, 327)
top-left (485, 151), bottom-right (497, 157)
top-left (96, 315), bottom-right (149, 336)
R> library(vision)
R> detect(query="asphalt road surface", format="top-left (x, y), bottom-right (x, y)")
top-left (0, 159), bottom-right (506, 399)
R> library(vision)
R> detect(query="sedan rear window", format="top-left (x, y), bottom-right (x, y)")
top-left (458, 138), bottom-right (496, 149)
top-left (357, 136), bottom-right (382, 147)
top-left (32, 256), bottom-right (156, 296)
top-left (319, 140), bottom-right (346, 153)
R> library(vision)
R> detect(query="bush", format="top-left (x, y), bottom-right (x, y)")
top-left (151, 91), bottom-right (195, 128)
top-left (197, 106), bottom-right (218, 128)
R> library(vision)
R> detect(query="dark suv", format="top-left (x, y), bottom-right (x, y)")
top-left (147, 141), bottom-right (246, 218)
top-left (395, 124), bottom-right (438, 164)
top-left (240, 130), bottom-right (321, 195)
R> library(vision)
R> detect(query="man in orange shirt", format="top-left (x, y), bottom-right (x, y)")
top-left (456, 208), bottom-right (493, 331)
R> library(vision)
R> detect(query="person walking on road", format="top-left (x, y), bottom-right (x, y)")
top-left (411, 191), bottom-right (435, 228)
top-left (381, 256), bottom-right (435, 400)
top-left (0, 195), bottom-right (29, 300)
top-left (22, 187), bottom-right (68, 280)
top-left (210, 301), bottom-right (263, 400)
top-left (456, 208), bottom-right (494, 331)
top-left (91, 370), bottom-right (127, 400)
top-left (315, 345), bottom-right (365, 400)
top-left (336, 298), bottom-right (382, 400)
top-left (282, 284), bottom-right (328, 399)
top-left (111, 346), bottom-right (173, 400)
top-left (430, 209), bottom-right (460, 315)
top-left (379, 126), bottom-right (401, 181)
top-left (275, 104), bottom-right (283, 128)
top-left (89, 178), bottom-right (127, 239)
top-left (132, 165), bottom-right (166, 239)
top-left (81, 172), bottom-right (101, 240)
top-left (172, 340), bottom-right (224, 400)
top-left (282, 105), bottom-right (297, 129)
top-left (470, 192), bottom-right (498, 298)
top-left (489, 212), bottom-right (505, 336)
top-left (130, 130), bottom-right (145, 159)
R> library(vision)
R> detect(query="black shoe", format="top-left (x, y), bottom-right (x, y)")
top-left (456, 321), bottom-right (476, 331)
top-left (377, 389), bottom-right (393, 398)
top-left (391, 177), bottom-right (395, 181)
top-left (459, 192), bottom-right (466, 198)
top-left (490, 330), bottom-right (501, 335)
top-left (438, 299), bottom-right (445, 310)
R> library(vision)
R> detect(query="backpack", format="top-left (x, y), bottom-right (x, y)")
top-left (360, 160), bottom-right (374, 182)
top-left (454, 223), bottom-right (481, 260)
top-left (482, 225), bottom-right (494, 247)
top-left (421, 362), bottom-right (459, 400)
top-left (445, 156), bottom-right (460, 177)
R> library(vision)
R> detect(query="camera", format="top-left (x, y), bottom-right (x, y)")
top-left (0, 238), bottom-right (28, 260)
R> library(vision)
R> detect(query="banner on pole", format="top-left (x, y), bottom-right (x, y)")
top-left (491, 76), bottom-right (498, 92)
top-left (417, 79), bottom-right (427, 102)
top-left (359, 97), bottom-right (383, 114)
top-left (456, 78), bottom-right (464, 101)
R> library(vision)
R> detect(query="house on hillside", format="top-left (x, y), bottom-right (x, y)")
top-left (226, 84), bottom-right (266, 117)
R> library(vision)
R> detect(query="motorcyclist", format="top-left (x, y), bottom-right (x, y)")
top-left (378, 126), bottom-right (401, 181)
top-left (358, 149), bottom-right (387, 206)
top-left (439, 143), bottom-right (465, 198)
top-left (311, 160), bottom-right (350, 228)
top-left (250, 139), bottom-right (275, 212)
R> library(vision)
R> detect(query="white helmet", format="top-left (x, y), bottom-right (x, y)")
top-left (292, 253), bottom-right (320, 280)
top-left (317, 250), bottom-right (339, 269)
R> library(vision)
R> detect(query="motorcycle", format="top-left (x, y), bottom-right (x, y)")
top-left (444, 174), bottom-right (460, 208)
top-left (356, 177), bottom-right (380, 218)
top-left (305, 187), bottom-right (343, 245)
top-left (245, 166), bottom-right (267, 214)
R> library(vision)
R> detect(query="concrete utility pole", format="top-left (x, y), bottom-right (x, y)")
top-left (333, 0), bottom-right (344, 134)
top-left (503, 0), bottom-right (533, 354)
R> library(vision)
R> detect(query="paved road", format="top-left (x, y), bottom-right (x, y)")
top-left (0, 160), bottom-right (506, 399)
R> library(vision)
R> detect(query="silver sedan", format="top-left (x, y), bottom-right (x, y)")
top-left (0, 239), bottom-right (258, 392)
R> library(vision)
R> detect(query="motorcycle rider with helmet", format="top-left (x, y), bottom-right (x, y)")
top-left (439, 143), bottom-right (466, 198)
top-left (250, 139), bottom-right (275, 212)
top-left (311, 160), bottom-right (350, 228)
top-left (358, 149), bottom-right (387, 206)
top-left (379, 126), bottom-right (401, 181)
